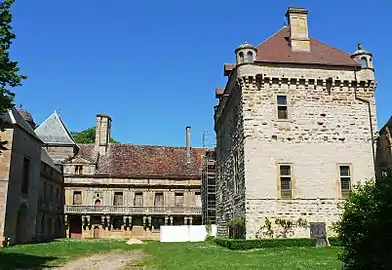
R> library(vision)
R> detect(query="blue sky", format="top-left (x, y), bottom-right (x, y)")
top-left (11, 0), bottom-right (391, 147)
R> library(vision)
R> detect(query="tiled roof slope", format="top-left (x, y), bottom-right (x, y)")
top-left (256, 26), bottom-right (360, 67)
top-left (0, 107), bottom-right (41, 141)
top-left (76, 144), bottom-right (206, 179)
top-left (35, 111), bottom-right (77, 145)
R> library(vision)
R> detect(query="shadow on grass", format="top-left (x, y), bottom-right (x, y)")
top-left (0, 252), bottom-right (58, 269)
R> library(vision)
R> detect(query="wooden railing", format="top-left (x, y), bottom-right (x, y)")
top-left (65, 205), bottom-right (202, 215)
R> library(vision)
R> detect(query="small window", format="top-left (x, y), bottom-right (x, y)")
top-left (175, 193), bottom-right (184, 207)
top-left (113, 192), bottom-right (123, 206)
top-left (279, 165), bottom-right (292, 199)
top-left (154, 192), bottom-right (164, 207)
top-left (247, 51), bottom-right (253, 62)
top-left (277, 95), bottom-right (288, 120)
top-left (73, 191), bottom-right (82, 205)
top-left (239, 52), bottom-right (244, 63)
top-left (21, 157), bottom-right (30, 195)
top-left (361, 57), bottom-right (367, 68)
top-left (134, 192), bottom-right (143, 206)
top-left (94, 199), bottom-right (101, 206)
top-left (340, 165), bottom-right (351, 198)
top-left (74, 165), bottom-right (83, 175)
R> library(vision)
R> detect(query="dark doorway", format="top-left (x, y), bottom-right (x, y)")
top-left (93, 226), bottom-right (100, 238)
top-left (69, 217), bottom-right (82, 238)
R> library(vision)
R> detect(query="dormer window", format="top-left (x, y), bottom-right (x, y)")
top-left (74, 165), bottom-right (83, 175)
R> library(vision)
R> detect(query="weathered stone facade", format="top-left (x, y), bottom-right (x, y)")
top-left (36, 113), bottom-right (206, 240)
top-left (214, 7), bottom-right (377, 239)
top-left (0, 108), bottom-right (65, 246)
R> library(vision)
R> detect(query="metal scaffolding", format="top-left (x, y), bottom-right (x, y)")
top-left (201, 148), bottom-right (216, 225)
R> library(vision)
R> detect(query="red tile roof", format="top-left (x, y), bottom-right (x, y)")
top-left (224, 64), bottom-right (235, 76)
top-left (215, 88), bottom-right (225, 98)
top-left (76, 144), bottom-right (206, 179)
top-left (256, 27), bottom-right (360, 67)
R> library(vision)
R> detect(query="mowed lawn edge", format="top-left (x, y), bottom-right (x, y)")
top-left (0, 239), bottom-right (343, 270)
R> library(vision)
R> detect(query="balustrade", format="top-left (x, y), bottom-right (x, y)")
top-left (65, 205), bottom-right (201, 215)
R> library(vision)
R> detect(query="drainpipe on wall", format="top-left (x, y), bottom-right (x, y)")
top-left (354, 70), bottom-right (376, 172)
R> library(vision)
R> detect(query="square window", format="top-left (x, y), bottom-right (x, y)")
top-left (277, 95), bottom-right (287, 105)
top-left (340, 166), bottom-right (350, 177)
top-left (280, 165), bottom-right (291, 176)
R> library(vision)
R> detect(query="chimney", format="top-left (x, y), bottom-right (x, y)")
top-left (285, 7), bottom-right (310, 52)
top-left (95, 114), bottom-right (112, 156)
top-left (186, 126), bottom-right (191, 163)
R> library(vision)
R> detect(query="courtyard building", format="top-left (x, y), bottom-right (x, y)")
top-left (0, 106), bottom-right (65, 246)
top-left (375, 117), bottom-right (392, 177)
top-left (35, 113), bottom-right (206, 240)
top-left (214, 7), bottom-right (377, 239)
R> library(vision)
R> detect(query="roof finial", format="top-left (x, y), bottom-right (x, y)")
top-left (19, 104), bottom-right (22, 109)
top-left (358, 43), bottom-right (363, 50)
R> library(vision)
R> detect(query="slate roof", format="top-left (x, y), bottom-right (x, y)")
top-left (380, 117), bottom-right (392, 133)
top-left (0, 107), bottom-right (41, 141)
top-left (255, 27), bottom-right (360, 67)
top-left (74, 144), bottom-right (206, 179)
top-left (35, 111), bottom-right (77, 146)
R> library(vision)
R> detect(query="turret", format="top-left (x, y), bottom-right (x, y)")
top-left (351, 43), bottom-right (374, 70)
top-left (235, 41), bottom-right (257, 65)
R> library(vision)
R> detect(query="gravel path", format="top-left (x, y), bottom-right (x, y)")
top-left (52, 250), bottom-right (146, 270)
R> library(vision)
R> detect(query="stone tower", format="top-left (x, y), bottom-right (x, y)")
top-left (214, 7), bottom-right (378, 239)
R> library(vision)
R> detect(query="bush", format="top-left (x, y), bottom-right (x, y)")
top-left (214, 237), bottom-right (316, 250)
top-left (327, 237), bottom-right (342, 246)
top-left (333, 172), bottom-right (392, 269)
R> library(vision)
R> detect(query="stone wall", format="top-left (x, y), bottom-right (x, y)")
top-left (215, 62), bottom-right (377, 239)
top-left (0, 129), bottom-right (14, 246)
top-left (36, 163), bottom-right (65, 241)
top-left (3, 126), bottom-right (42, 245)
top-left (215, 74), bottom-right (246, 236)
top-left (44, 145), bottom-right (77, 163)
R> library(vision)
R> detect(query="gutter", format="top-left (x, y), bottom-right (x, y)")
top-left (353, 70), bottom-right (376, 171)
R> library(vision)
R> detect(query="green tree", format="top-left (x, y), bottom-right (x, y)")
top-left (333, 172), bottom-right (392, 269)
top-left (0, 0), bottom-right (27, 150)
top-left (71, 127), bottom-right (119, 144)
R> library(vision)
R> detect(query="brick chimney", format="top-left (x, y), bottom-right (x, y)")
top-left (285, 7), bottom-right (310, 52)
top-left (186, 126), bottom-right (191, 163)
top-left (95, 114), bottom-right (112, 156)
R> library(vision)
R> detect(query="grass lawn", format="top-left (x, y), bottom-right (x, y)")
top-left (0, 239), bottom-right (343, 270)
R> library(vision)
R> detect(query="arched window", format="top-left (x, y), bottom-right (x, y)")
top-left (239, 52), bottom-right (244, 63)
top-left (247, 51), bottom-right (253, 62)
top-left (95, 199), bottom-right (101, 206)
top-left (361, 57), bottom-right (368, 68)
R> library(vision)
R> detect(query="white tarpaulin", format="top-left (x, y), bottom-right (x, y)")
top-left (160, 225), bottom-right (217, 242)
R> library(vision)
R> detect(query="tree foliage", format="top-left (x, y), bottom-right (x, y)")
top-left (71, 127), bottom-right (119, 144)
top-left (333, 172), bottom-right (392, 269)
top-left (0, 0), bottom-right (27, 150)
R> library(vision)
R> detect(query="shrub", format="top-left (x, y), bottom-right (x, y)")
top-left (214, 237), bottom-right (316, 250)
top-left (228, 217), bottom-right (245, 239)
top-left (333, 172), bottom-right (392, 269)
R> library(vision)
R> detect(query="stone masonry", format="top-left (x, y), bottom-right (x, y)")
top-left (214, 7), bottom-right (377, 239)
